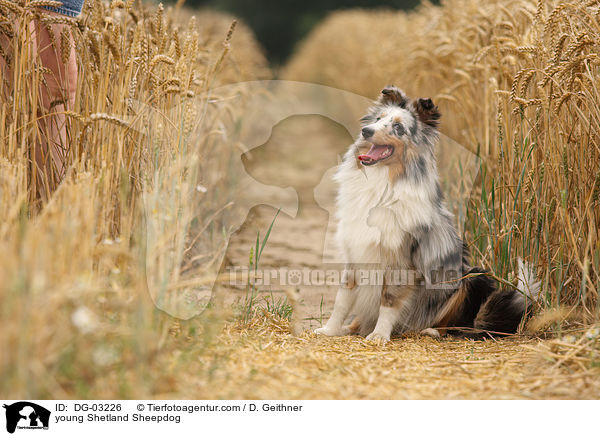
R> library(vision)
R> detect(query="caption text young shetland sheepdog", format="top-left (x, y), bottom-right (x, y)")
top-left (315, 86), bottom-right (540, 342)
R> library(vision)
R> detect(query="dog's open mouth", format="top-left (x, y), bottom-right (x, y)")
top-left (357, 144), bottom-right (394, 166)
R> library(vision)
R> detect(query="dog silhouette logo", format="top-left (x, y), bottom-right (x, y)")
top-left (3, 402), bottom-right (50, 433)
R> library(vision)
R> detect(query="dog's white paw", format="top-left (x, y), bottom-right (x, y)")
top-left (314, 326), bottom-right (344, 337)
top-left (420, 328), bottom-right (441, 338)
top-left (365, 331), bottom-right (390, 344)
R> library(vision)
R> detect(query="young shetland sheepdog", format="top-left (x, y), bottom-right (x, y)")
top-left (315, 86), bottom-right (540, 342)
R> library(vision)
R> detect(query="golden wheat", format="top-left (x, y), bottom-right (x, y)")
top-left (283, 0), bottom-right (600, 321)
top-left (0, 0), bottom-right (269, 398)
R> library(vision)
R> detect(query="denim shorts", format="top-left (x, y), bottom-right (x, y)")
top-left (41, 0), bottom-right (84, 17)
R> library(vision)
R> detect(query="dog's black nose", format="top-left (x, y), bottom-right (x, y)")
top-left (361, 127), bottom-right (374, 138)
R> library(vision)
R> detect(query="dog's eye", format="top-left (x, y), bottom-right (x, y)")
top-left (393, 122), bottom-right (405, 136)
top-left (375, 116), bottom-right (382, 122)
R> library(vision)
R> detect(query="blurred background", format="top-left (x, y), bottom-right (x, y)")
top-left (189, 0), bottom-right (433, 63)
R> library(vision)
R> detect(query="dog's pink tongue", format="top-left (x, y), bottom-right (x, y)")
top-left (358, 145), bottom-right (387, 162)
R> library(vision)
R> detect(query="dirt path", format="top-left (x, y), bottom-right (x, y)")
top-left (210, 115), bottom-right (600, 399)
top-left (220, 114), bottom-right (351, 329)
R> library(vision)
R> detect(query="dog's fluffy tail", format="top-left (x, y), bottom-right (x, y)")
top-left (473, 258), bottom-right (541, 334)
top-left (515, 257), bottom-right (542, 304)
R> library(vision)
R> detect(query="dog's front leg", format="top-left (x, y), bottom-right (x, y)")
top-left (366, 284), bottom-right (412, 343)
top-left (315, 269), bottom-right (356, 336)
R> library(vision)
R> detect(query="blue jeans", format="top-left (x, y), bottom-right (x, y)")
top-left (41, 0), bottom-right (84, 17)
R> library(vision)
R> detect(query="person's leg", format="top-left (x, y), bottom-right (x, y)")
top-left (0, 29), bottom-right (10, 94)
top-left (0, 12), bottom-right (18, 112)
top-left (33, 11), bottom-right (78, 198)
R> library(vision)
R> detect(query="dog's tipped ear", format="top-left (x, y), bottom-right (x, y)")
top-left (413, 98), bottom-right (441, 128)
top-left (359, 113), bottom-right (375, 125)
top-left (378, 86), bottom-right (409, 108)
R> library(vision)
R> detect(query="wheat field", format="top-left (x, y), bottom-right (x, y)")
top-left (1, 0), bottom-right (599, 400)
top-left (284, 0), bottom-right (600, 319)
top-left (0, 0), bottom-right (270, 397)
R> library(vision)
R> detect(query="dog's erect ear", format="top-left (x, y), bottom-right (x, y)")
top-left (378, 86), bottom-right (409, 108)
top-left (413, 98), bottom-right (441, 128)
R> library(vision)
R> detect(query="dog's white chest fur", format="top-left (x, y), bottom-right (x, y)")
top-left (334, 148), bottom-right (435, 266)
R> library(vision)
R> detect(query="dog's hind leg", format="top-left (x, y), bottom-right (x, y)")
top-left (339, 318), bottom-right (361, 335)
top-left (420, 328), bottom-right (441, 338)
